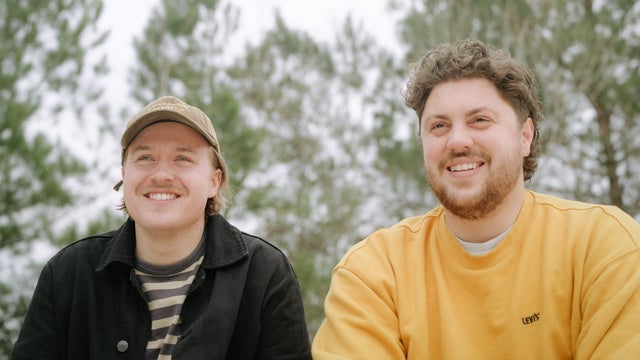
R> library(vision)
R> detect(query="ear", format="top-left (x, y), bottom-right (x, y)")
top-left (209, 168), bottom-right (223, 198)
top-left (521, 117), bottom-right (534, 157)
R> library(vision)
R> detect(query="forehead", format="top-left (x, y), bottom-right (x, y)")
top-left (430, 78), bottom-right (502, 104)
top-left (421, 78), bottom-right (518, 123)
top-left (439, 78), bottom-right (505, 104)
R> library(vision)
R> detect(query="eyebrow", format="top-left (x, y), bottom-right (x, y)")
top-left (174, 146), bottom-right (196, 154)
top-left (466, 107), bottom-right (498, 117)
top-left (424, 107), bottom-right (499, 120)
top-left (130, 145), bottom-right (152, 153)
top-left (130, 145), bottom-right (197, 154)
top-left (422, 112), bottom-right (448, 123)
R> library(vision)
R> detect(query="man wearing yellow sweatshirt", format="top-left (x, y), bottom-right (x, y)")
top-left (312, 39), bottom-right (640, 359)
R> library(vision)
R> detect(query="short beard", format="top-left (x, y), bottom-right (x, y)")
top-left (427, 151), bottom-right (522, 220)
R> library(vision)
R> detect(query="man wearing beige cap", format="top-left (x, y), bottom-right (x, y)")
top-left (12, 96), bottom-right (312, 359)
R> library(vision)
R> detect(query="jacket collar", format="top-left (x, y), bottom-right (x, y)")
top-left (96, 214), bottom-right (248, 272)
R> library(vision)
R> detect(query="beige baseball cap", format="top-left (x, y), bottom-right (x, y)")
top-left (121, 95), bottom-right (220, 150)
top-left (114, 95), bottom-right (220, 191)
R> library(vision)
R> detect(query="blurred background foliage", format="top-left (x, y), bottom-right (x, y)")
top-left (1, 0), bottom-right (639, 355)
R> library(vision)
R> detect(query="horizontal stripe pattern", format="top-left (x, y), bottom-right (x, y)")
top-left (135, 254), bottom-right (203, 360)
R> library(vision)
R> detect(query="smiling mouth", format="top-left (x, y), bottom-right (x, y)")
top-left (448, 163), bottom-right (480, 172)
top-left (146, 193), bottom-right (177, 201)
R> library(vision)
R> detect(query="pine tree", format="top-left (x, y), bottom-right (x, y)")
top-left (0, 0), bottom-right (106, 353)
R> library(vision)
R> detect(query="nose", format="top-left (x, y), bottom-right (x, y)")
top-left (150, 160), bottom-right (175, 183)
top-left (446, 124), bottom-right (473, 152)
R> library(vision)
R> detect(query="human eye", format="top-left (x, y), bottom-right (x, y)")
top-left (471, 116), bottom-right (492, 127)
top-left (429, 121), bottom-right (449, 134)
top-left (175, 154), bottom-right (194, 163)
top-left (136, 154), bottom-right (153, 162)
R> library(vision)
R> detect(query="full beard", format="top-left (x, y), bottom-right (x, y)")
top-left (426, 152), bottom-right (523, 220)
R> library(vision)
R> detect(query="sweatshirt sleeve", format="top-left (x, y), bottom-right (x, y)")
top-left (312, 264), bottom-right (406, 360)
top-left (575, 248), bottom-right (640, 359)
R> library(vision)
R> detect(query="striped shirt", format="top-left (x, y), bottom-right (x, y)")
top-left (135, 238), bottom-right (205, 360)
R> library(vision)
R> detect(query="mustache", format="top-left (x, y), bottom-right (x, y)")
top-left (438, 151), bottom-right (489, 167)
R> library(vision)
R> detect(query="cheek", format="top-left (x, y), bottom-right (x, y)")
top-left (121, 166), bottom-right (145, 193)
top-left (421, 138), bottom-right (439, 161)
top-left (122, 174), bottom-right (138, 199)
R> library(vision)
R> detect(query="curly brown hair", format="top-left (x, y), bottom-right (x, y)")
top-left (404, 39), bottom-right (542, 181)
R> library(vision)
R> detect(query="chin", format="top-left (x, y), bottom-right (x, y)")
top-left (437, 188), bottom-right (493, 218)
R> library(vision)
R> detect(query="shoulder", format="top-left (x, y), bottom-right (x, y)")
top-left (337, 207), bottom-right (443, 270)
top-left (532, 191), bottom-right (620, 213)
top-left (530, 191), bottom-right (640, 245)
top-left (206, 215), bottom-right (294, 271)
top-left (525, 192), bottom-right (640, 278)
top-left (46, 230), bottom-right (117, 267)
top-left (32, 229), bottom-right (123, 288)
top-left (239, 230), bottom-right (292, 263)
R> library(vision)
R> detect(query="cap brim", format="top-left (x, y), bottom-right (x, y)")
top-left (121, 111), bottom-right (216, 149)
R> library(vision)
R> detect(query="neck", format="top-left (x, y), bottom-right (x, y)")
top-left (445, 187), bottom-right (526, 243)
top-left (134, 217), bottom-right (206, 266)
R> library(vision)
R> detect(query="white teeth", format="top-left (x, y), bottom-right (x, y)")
top-left (450, 163), bottom-right (478, 172)
top-left (148, 193), bottom-right (176, 201)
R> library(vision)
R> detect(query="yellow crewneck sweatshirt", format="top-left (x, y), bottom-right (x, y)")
top-left (313, 191), bottom-right (640, 359)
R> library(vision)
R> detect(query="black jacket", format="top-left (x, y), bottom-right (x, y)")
top-left (11, 214), bottom-right (311, 359)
